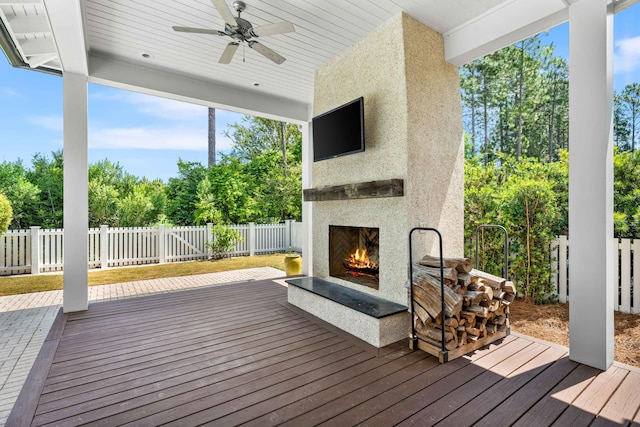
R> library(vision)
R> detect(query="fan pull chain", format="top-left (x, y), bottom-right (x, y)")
top-left (243, 42), bottom-right (246, 62)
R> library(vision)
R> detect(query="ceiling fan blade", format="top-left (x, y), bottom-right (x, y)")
top-left (173, 26), bottom-right (225, 36)
top-left (219, 42), bottom-right (239, 64)
top-left (252, 21), bottom-right (295, 37)
top-left (211, 0), bottom-right (237, 27)
top-left (248, 41), bottom-right (286, 64)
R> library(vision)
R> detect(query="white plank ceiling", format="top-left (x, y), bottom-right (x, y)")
top-left (80, 0), bottom-right (506, 106)
top-left (1, 0), bottom-right (638, 119)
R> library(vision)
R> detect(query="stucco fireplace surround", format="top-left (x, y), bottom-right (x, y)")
top-left (288, 12), bottom-right (464, 348)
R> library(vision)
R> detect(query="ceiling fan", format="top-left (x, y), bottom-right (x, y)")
top-left (172, 0), bottom-right (295, 65)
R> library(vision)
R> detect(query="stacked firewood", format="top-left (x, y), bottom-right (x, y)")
top-left (412, 254), bottom-right (515, 352)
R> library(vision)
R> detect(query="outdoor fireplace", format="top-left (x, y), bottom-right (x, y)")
top-left (329, 225), bottom-right (379, 289)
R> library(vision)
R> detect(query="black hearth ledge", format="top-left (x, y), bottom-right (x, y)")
top-left (286, 277), bottom-right (407, 319)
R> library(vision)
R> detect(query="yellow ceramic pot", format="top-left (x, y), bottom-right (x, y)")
top-left (284, 253), bottom-right (302, 276)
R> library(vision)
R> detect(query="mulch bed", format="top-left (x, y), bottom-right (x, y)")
top-left (510, 299), bottom-right (640, 368)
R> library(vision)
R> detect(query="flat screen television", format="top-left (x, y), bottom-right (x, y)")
top-left (312, 97), bottom-right (364, 162)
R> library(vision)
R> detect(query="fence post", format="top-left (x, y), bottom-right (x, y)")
top-left (285, 220), bottom-right (292, 251)
top-left (206, 223), bottom-right (213, 258)
top-left (30, 226), bottom-right (40, 275)
top-left (100, 225), bottom-right (109, 269)
top-left (558, 235), bottom-right (568, 303)
top-left (550, 237), bottom-right (558, 297)
top-left (633, 239), bottom-right (640, 314)
top-left (249, 222), bottom-right (256, 256)
top-left (158, 224), bottom-right (166, 264)
top-left (619, 238), bottom-right (630, 313)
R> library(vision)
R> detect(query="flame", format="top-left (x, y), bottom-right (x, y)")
top-left (345, 247), bottom-right (379, 270)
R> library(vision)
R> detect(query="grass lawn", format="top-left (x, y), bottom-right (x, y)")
top-left (0, 253), bottom-right (286, 296)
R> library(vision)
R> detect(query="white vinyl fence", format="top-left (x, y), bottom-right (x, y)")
top-left (552, 236), bottom-right (640, 314)
top-left (0, 221), bottom-right (302, 276)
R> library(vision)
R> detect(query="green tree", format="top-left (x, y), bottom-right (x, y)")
top-left (460, 35), bottom-right (569, 162)
top-left (464, 154), bottom-right (566, 301)
top-left (116, 185), bottom-right (155, 227)
top-left (498, 157), bottom-right (559, 301)
top-left (25, 151), bottom-right (64, 228)
top-left (89, 159), bottom-right (138, 195)
top-left (615, 83), bottom-right (640, 152)
top-left (138, 179), bottom-right (168, 225)
top-left (0, 160), bottom-right (40, 229)
top-left (614, 148), bottom-right (640, 237)
top-left (88, 180), bottom-right (119, 227)
top-left (0, 192), bottom-right (12, 235)
top-left (464, 156), bottom-right (501, 272)
top-left (166, 160), bottom-right (207, 225)
top-left (196, 158), bottom-right (256, 224)
top-left (226, 115), bottom-right (302, 222)
top-left (88, 159), bottom-right (167, 227)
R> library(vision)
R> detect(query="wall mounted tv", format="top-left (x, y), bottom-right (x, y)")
top-left (312, 97), bottom-right (364, 162)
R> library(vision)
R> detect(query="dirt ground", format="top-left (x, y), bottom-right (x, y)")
top-left (510, 298), bottom-right (640, 368)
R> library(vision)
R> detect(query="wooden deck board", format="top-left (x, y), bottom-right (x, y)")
top-left (47, 308), bottom-right (305, 377)
top-left (8, 278), bottom-right (640, 426)
top-left (42, 316), bottom-right (320, 395)
top-left (36, 330), bottom-right (342, 414)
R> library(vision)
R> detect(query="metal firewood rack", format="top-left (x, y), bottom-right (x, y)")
top-left (408, 227), bottom-right (449, 361)
top-left (409, 226), bottom-right (510, 363)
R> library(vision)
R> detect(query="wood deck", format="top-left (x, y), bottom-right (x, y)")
top-left (7, 278), bottom-right (640, 426)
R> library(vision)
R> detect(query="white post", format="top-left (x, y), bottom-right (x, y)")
top-left (568, 0), bottom-right (614, 370)
top-left (30, 226), bottom-right (40, 275)
top-left (158, 224), bottom-right (166, 264)
top-left (558, 235), bottom-right (568, 303)
top-left (301, 121), bottom-right (313, 275)
top-left (285, 220), bottom-right (292, 251)
top-left (249, 222), bottom-right (256, 256)
top-left (100, 225), bottom-right (109, 269)
top-left (206, 223), bottom-right (213, 258)
top-left (63, 72), bottom-right (89, 313)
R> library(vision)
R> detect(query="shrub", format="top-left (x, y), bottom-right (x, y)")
top-left (465, 155), bottom-right (562, 302)
top-left (0, 192), bottom-right (12, 236)
top-left (209, 223), bottom-right (243, 260)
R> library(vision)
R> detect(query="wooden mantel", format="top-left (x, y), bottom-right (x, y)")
top-left (303, 179), bottom-right (404, 202)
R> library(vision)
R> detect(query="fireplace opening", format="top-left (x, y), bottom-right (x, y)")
top-left (329, 225), bottom-right (379, 289)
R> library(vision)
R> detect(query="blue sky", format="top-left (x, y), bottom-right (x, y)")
top-left (0, 62), bottom-right (244, 182)
top-left (1, 5), bottom-right (640, 182)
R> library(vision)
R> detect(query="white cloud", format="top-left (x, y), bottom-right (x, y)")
top-left (26, 115), bottom-right (63, 132)
top-left (89, 126), bottom-right (234, 151)
top-left (1, 88), bottom-right (21, 98)
top-left (614, 36), bottom-right (640, 74)
top-left (90, 89), bottom-right (207, 121)
top-left (125, 93), bottom-right (207, 121)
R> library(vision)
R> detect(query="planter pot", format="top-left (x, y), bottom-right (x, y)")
top-left (284, 254), bottom-right (302, 276)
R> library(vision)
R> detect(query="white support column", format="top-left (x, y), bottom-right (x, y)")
top-left (63, 72), bottom-right (89, 313)
top-left (568, 0), bottom-right (614, 370)
top-left (301, 121), bottom-right (313, 276)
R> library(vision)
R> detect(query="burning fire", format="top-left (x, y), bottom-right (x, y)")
top-left (345, 247), bottom-right (379, 270)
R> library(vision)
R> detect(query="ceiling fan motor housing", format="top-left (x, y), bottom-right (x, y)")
top-left (227, 16), bottom-right (255, 40)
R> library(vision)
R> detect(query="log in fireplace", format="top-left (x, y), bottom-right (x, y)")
top-left (329, 225), bottom-right (379, 289)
